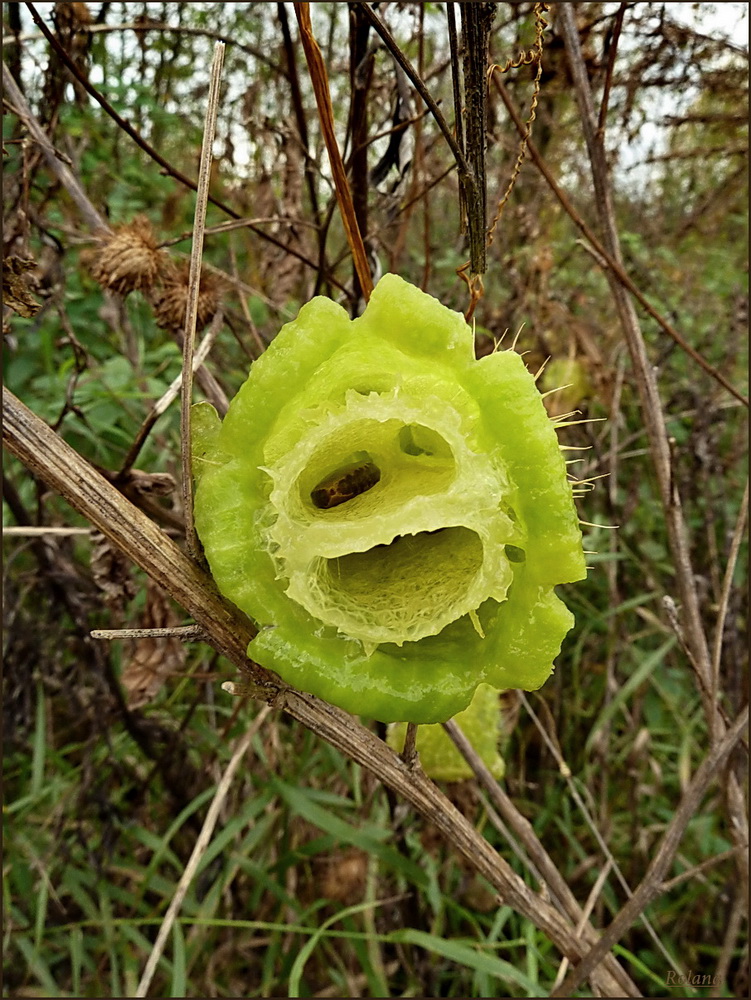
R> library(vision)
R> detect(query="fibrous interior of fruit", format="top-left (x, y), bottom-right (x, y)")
top-left (262, 389), bottom-right (518, 647)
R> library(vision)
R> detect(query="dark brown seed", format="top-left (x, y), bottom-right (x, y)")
top-left (311, 462), bottom-right (380, 509)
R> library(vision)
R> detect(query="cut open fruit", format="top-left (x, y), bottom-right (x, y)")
top-left (194, 274), bottom-right (586, 723)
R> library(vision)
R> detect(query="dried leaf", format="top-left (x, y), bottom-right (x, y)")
top-left (124, 469), bottom-right (176, 498)
top-left (91, 532), bottom-right (136, 609)
top-left (318, 848), bottom-right (368, 904)
top-left (2, 256), bottom-right (41, 318)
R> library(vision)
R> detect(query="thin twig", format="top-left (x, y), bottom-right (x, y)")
top-left (2, 65), bottom-right (107, 234)
top-left (597, 3), bottom-right (627, 135)
top-left (711, 884), bottom-right (746, 997)
top-left (121, 310), bottom-right (225, 476)
top-left (550, 704), bottom-right (749, 997)
top-left (91, 625), bottom-right (205, 641)
top-left (181, 42), bottom-right (225, 561)
top-left (277, 2), bottom-right (323, 236)
top-left (552, 860), bottom-right (614, 993)
top-left (659, 846), bottom-right (745, 894)
top-left (19, 4), bottom-right (339, 283)
top-left (3, 526), bottom-right (93, 536)
top-left (710, 479), bottom-right (748, 741)
top-left (135, 705), bottom-right (273, 997)
top-left (446, 3), bottom-right (465, 230)
top-left (6, 19), bottom-right (283, 73)
top-left (355, 2), bottom-right (471, 180)
top-left (294, 3), bottom-right (373, 302)
top-left (157, 215), bottom-right (320, 249)
top-left (23, 3), bottom-right (235, 221)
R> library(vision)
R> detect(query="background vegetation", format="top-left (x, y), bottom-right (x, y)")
top-left (3, 2), bottom-right (747, 997)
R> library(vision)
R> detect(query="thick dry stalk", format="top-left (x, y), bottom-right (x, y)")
top-left (348, 3), bottom-right (374, 305)
top-left (3, 388), bottom-right (638, 997)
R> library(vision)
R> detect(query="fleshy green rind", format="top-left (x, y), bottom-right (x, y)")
top-left (239, 565), bottom-right (572, 724)
top-left (194, 274), bottom-right (585, 723)
top-left (248, 622), bottom-right (479, 724)
top-left (465, 350), bottom-right (587, 586)
top-left (218, 295), bottom-right (353, 463)
top-left (484, 572), bottom-right (574, 691)
top-left (387, 683), bottom-right (505, 781)
top-left (355, 272), bottom-right (475, 363)
top-left (191, 401), bottom-right (223, 485)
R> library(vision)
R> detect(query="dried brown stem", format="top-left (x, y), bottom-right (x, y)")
top-left (710, 478), bottom-right (749, 738)
top-left (446, 3), bottom-right (465, 229)
top-left (11, 18), bottom-right (283, 74)
top-left (458, 2), bottom-right (496, 278)
top-left (348, 3), bottom-right (374, 304)
top-left (180, 41), bottom-right (225, 561)
top-left (597, 3), bottom-right (627, 134)
top-left (91, 625), bottom-right (205, 641)
top-left (400, 722), bottom-right (420, 769)
top-left (120, 310), bottom-right (226, 476)
top-left (294, 3), bottom-right (373, 302)
top-left (277, 3), bottom-right (323, 234)
top-left (355, 2), bottom-right (475, 202)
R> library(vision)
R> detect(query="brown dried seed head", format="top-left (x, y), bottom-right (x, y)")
top-left (152, 260), bottom-right (223, 332)
top-left (89, 215), bottom-right (167, 296)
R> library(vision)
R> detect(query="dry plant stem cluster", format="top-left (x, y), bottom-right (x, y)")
top-left (21, 0), bottom-right (349, 294)
top-left (553, 6), bottom-right (749, 989)
top-left (3, 389), bottom-right (641, 998)
top-left (491, 73), bottom-right (747, 409)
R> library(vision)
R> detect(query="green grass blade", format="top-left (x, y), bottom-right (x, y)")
top-left (585, 636), bottom-right (677, 753)
top-left (388, 928), bottom-right (538, 994)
